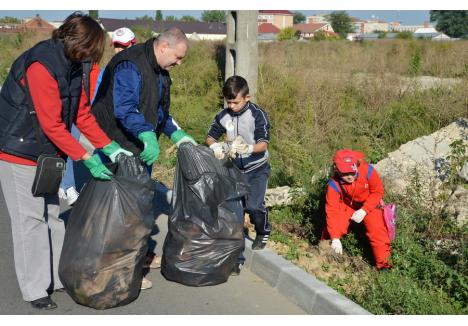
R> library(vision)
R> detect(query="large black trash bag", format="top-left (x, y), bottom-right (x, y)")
top-left (161, 143), bottom-right (249, 286)
top-left (59, 155), bottom-right (155, 309)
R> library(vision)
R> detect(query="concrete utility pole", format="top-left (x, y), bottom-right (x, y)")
top-left (225, 11), bottom-right (258, 101)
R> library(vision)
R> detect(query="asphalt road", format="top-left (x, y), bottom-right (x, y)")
top-left (0, 171), bottom-right (305, 315)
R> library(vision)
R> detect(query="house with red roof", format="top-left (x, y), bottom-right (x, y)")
top-left (258, 10), bottom-right (294, 30)
top-left (293, 22), bottom-right (335, 39)
top-left (258, 23), bottom-right (281, 41)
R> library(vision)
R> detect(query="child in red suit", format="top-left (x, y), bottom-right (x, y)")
top-left (325, 149), bottom-right (392, 270)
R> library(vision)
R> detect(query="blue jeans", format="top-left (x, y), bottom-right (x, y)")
top-left (60, 125), bottom-right (81, 190)
top-left (243, 163), bottom-right (271, 236)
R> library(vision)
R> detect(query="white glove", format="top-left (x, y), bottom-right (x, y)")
top-left (209, 142), bottom-right (225, 160)
top-left (230, 135), bottom-right (253, 155)
top-left (331, 239), bottom-right (343, 255)
top-left (351, 209), bottom-right (367, 223)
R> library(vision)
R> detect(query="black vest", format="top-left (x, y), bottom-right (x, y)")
top-left (91, 38), bottom-right (172, 155)
top-left (0, 39), bottom-right (83, 161)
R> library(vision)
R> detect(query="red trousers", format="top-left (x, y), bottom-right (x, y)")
top-left (326, 207), bottom-right (391, 269)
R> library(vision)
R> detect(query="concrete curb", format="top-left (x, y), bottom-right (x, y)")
top-left (243, 238), bottom-right (371, 315)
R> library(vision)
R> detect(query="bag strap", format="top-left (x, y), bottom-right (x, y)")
top-left (22, 67), bottom-right (46, 154)
top-left (366, 164), bottom-right (374, 180)
top-left (329, 163), bottom-right (373, 202)
top-left (328, 179), bottom-right (353, 202)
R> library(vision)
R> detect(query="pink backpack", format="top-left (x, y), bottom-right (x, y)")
top-left (380, 200), bottom-right (397, 241)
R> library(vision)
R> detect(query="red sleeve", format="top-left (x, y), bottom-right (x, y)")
top-left (26, 62), bottom-right (87, 161)
top-left (74, 79), bottom-right (111, 149)
top-left (89, 63), bottom-right (100, 102)
top-left (362, 168), bottom-right (384, 213)
top-left (325, 184), bottom-right (348, 239)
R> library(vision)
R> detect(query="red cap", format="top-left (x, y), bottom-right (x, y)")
top-left (333, 149), bottom-right (363, 173)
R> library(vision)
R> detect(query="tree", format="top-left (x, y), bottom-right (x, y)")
top-left (201, 10), bottom-right (226, 23)
top-left (376, 30), bottom-right (387, 39)
top-left (293, 11), bottom-right (306, 24)
top-left (136, 15), bottom-right (154, 22)
top-left (430, 10), bottom-right (468, 38)
top-left (155, 10), bottom-right (163, 22)
top-left (165, 15), bottom-right (177, 22)
top-left (328, 11), bottom-right (354, 39)
top-left (277, 27), bottom-right (300, 41)
top-left (0, 16), bottom-right (21, 24)
top-left (88, 10), bottom-right (99, 20)
top-left (180, 15), bottom-right (198, 22)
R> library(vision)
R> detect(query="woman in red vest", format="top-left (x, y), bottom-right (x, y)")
top-left (325, 149), bottom-right (392, 270)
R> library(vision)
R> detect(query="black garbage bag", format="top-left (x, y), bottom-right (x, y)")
top-left (59, 155), bottom-right (155, 309)
top-left (161, 143), bottom-right (249, 286)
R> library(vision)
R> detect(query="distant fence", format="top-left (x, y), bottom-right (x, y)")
top-left (0, 24), bottom-right (54, 34)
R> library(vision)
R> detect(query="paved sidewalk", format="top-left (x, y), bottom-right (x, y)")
top-left (0, 181), bottom-right (305, 315)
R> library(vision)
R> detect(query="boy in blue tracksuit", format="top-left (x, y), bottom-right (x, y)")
top-left (206, 76), bottom-right (272, 274)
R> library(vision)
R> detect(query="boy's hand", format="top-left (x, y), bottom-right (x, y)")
top-left (231, 135), bottom-right (253, 155)
top-left (232, 143), bottom-right (253, 155)
top-left (209, 142), bottom-right (225, 159)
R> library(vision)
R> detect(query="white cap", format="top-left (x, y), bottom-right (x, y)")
top-left (111, 27), bottom-right (136, 46)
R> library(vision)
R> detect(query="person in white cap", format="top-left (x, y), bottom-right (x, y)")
top-left (92, 27), bottom-right (137, 99)
top-left (111, 27), bottom-right (137, 53)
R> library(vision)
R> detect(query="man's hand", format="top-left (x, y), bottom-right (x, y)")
top-left (170, 129), bottom-right (197, 148)
top-left (209, 142), bottom-right (225, 160)
top-left (101, 141), bottom-right (133, 163)
top-left (83, 154), bottom-right (113, 180)
top-left (138, 131), bottom-right (160, 165)
top-left (351, 209), bottom-right (367, 223)
top-left (331, 239), bottom-right (343, 255)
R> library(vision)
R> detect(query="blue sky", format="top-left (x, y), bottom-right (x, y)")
top-left (0, 10), bottom-right (431, 25)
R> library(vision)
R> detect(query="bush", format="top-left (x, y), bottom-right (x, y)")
top-left (396, 31), bottom-right (414, 40)
top-left (277, 27), bottom-right (300, 41)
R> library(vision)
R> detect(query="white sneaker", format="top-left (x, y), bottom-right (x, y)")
top-left (65, 187), bottom-right (79, 206)
top-left (58, 188), bottom-right (67, 201)
top-left (140, 277), bottom-right (152, 290)
top-left (166, 190), bottom-right (173, 205)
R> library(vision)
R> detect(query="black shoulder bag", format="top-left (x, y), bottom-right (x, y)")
top-left (23, 70), bottom-right (66, 197)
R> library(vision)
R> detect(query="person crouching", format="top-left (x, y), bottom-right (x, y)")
top-left (325, 149), bottom-right (392, 270)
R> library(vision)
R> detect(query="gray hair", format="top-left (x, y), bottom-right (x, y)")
top-left (155, 27), bottom-right (188, 47)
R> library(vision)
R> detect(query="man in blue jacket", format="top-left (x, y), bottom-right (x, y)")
top-left (91, 28), bottom-right (196, 289)
top-left (92, 27), bottom-right (195, 168)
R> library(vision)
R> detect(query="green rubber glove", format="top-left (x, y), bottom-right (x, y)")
top-left (83, 154), bottom-right (113, 180)
top-left (101, 141), bottom-right (133, 163)
top-left (138, 131), bottom-right (160, 165)
top-left (170, 129), bottom-right (197, 148)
